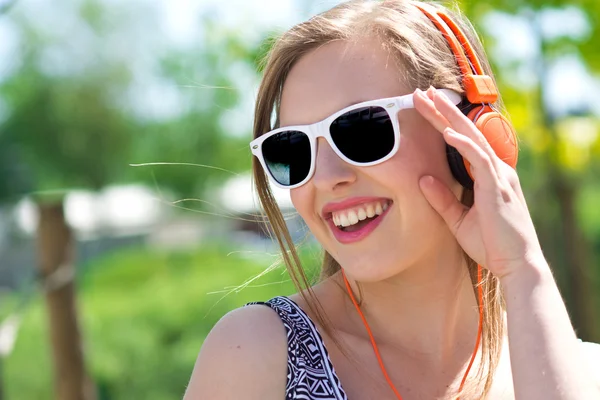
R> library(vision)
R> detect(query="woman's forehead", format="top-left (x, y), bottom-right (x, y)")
top-left (279, 38), bottom-right (410, 127)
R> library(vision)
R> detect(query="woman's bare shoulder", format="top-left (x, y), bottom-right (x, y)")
top-left (183, 304), bottom-right (288, 400)
top-left (580, 340), bottom-right (600, 388)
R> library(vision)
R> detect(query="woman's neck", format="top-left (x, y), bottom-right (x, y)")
top-left (330, 247), bottom-right (480, 373)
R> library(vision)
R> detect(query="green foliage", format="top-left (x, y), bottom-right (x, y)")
top-left (0, 0), bottom-right (264, 203)
top-left (129, 20), bottom-right (263, 199)
top-left (0, 132), bottom-right (32, 202)
top-left (0, 0), bottom-right (136, 199)
top-left (2, 73), bottom-right (133, 193)
top-left (4, 243), bottom-right (322, 400)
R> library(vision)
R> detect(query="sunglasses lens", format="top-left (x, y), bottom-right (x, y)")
top-left (262, 130), bottom-right (311, 186)
top-left (330, 106), bottom-right (395, 163)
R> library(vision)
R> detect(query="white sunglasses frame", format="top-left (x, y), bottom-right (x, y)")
top-left (250, 89), bottom-right (461, 189)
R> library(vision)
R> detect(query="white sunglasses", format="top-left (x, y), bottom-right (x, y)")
top-left (250, 89), bottom-right (461, 189)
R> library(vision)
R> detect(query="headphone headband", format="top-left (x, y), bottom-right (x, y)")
top-left (415, 4), bottom-right (498, 104)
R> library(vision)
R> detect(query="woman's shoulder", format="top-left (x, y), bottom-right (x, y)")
top-left (578, 339), bottom-right (600, 359)
top-left (579, 340), bottom-right (600, 389)
top-left (579, 339), bottom-right (600, 348)
top-left (216, 299), bottom-right (290, 341)
top-left (183, 302), bottom-right (288, 399)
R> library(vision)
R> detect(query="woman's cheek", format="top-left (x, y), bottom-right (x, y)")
top-left (290, 187), bottom-right (310, 215)
top-left (290, 188), bottom-right (323, 235)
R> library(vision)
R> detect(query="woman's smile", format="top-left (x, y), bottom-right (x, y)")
top-left (323, 198), bottom-right (394, 244)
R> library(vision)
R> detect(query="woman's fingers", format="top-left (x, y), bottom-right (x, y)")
top-left (412, 89), bottom-right (451, 134)
top-left (419, 175), bottom-right (469, 236)
top-left (443, 127), bottom-right (499, 187)
top-left (414, 87), bottom-right (512, 185)
top-left (430, 89), bottom-right (501, 169)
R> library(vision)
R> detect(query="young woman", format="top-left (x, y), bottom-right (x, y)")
top-left (184, 1), bottom-right (600, 399)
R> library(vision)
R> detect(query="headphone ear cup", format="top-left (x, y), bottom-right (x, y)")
top-left (445, 104), bottom-right (487, 190)
top-left (446, 143), bottom-right (474, 190)
top-left (474, 111), bottom-right (519, 168)
top-left (459, 106), bottom-right (519, 182)
top-left (446, 105), bottom-right (519, 189)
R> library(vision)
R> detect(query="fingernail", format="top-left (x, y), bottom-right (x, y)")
top-left (421, 175), bottom-right (435, 186)
top-left (415, 89), bottom-right (428, 99)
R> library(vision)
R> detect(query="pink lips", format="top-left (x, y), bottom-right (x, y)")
top-left (322, 197), bottom-right (392, 244)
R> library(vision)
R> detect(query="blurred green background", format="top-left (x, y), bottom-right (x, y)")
top-left (0, 0), bottom-right (598, 399)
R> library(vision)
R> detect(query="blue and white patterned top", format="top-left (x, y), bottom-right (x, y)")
top-left (245, 296), bottom-right (349, 400)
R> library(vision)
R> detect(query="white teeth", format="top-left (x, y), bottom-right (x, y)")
top-left (357, 208), bottom-right (367, 221)
top-left (340, 214), bottom-right (350, 227)
top-left (366, 204), bottom-right (375, 218)
top-left (331, 200), bottom-right (391, 228)
top-left (348, 210), bottom-right (359, 225)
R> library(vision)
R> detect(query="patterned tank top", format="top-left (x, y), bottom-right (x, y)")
top-left (245, 296), bottom-right (349, 400)
top-left (244, 296), bottom-right (600, 399)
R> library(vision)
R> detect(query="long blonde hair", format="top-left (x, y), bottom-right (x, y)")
top-left (252, 1), bottom-right (505, 398)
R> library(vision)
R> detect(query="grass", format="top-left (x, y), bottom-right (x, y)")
top-left (3, 240), bottom-right (322, 400)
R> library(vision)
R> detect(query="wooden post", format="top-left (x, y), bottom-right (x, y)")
top-left (36, 202), bottom-right (95, 400)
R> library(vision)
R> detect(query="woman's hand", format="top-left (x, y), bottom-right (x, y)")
top-left (413, 87), bottom-right (545, 279)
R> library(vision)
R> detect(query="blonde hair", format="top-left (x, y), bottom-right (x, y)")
top-left (252, 1), bottom-right (505, 398)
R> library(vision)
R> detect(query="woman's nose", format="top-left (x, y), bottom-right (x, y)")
top-left (311, 138), bottom-right (357, 191)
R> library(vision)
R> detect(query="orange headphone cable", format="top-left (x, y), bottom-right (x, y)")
top-left (341, 265), bottom-right (484, 399)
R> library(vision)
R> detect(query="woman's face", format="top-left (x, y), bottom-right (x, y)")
top-left (280, 37), bottom-right (463, 282)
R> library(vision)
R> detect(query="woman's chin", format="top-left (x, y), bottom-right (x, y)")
top-left (337, 258), bottom-right (408, 283)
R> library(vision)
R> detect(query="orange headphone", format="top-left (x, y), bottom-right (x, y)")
top-left (416, 3), bottom-right (519, 189)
